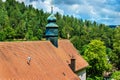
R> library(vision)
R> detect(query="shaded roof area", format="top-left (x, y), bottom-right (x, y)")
top-left (58, 40), bottom-right (89, 71)
top-left (0, 40), bottom-right (80, 80)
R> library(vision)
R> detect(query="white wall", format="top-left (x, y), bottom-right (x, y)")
top-left (77, 69), bottom-right (86, 80)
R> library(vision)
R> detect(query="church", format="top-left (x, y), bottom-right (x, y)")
top-left (0, 8), bottom-right (88, 80)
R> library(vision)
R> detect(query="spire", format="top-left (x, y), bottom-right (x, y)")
top-left (51, 6), bottom-right (53, 14)
top-left (47, 6), bottom-right (56, 22)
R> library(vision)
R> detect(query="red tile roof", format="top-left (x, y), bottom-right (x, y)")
top-left (58, 40), bottom-right (89, 71)
top-left (0, 40), bottom-right (88, 79)
top-left (0, 40), bottom-right (88, 80)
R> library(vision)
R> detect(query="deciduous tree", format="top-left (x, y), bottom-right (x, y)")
top-left (84, 40), bottom-right (112, 76)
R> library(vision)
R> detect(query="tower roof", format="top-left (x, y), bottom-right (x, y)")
top-left (47, 14), bottom-right (56, 21)
top-left (46, 23), bottom-right (58, 27)
top-left (47, 6), bottom-right (56, 21)
top-left (46, 7), bottom-right (58, 27)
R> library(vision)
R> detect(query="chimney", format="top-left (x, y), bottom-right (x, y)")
top-left (45, 7), bottom-right (58, 47)
top-left (69, 56), bottom-right (76, 72)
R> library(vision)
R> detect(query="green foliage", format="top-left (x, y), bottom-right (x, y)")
top-left (0, 0), bottom-right (46, 41)
top-left (25, 28), bottom-right (34, 40)
top-left (70, 36), bottom-right (81, 50)
top-left (0, 0), bottom-right (9, 27)
top-left (0, 30), bottom-right (5, 41)
top-left (111, 71), bottom-right (120, 80)
top-left (84, 40), bottom-right (112, 76)
top-left (0, 0), bottom-right (120, 77)
top-left (112, 27), bottom-right (120, 69)
top-left (87, 76), bottom-right (103, 80)
top-left (4, 26), bottom-right (15, 40)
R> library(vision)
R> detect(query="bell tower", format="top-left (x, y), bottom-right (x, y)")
top-left (45, 7), bottom-right (58, 47)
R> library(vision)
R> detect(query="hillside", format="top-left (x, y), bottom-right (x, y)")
top-left (0, 0), bottom-right (120, 79)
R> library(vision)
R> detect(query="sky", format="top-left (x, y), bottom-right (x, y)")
top-left (6, 0), bottom-right (120, 25)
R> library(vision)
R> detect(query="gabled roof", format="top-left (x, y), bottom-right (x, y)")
top-left (58, 40), bottom-right (89, 71)
top-left (0, 40), bottom-right (80, 80)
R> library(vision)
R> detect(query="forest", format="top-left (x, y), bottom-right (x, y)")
top-left (0, 0), bottom-right (120, 79)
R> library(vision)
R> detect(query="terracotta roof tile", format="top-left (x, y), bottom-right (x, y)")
top-left (0, 41), bottom-right (80, 80)
top-left (58, 40), bottom-right (89, 71)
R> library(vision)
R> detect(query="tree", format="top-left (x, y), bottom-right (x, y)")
top-left (112, 27), bottom-right (120, 69)
top-left (3, 26), bottom-right (15, 40)
top-left (34, 28), bottom-right (43, 40)
top-left (0, 0), bottom-right (9, 28)
top-left (84, 40), bottom-right (112, 77)
top-left (111, 71), bottom-right (120, 80)
top-left (25, 28), bottom-right (34, 40)
top-left (15, 20), bottom-right (26, 39)
top-left (61, 23), bottom-right (73, 38)
top-left (0, 30), bottom-right (6, 41)
top-left (70, 36), bottom-right (81, 51)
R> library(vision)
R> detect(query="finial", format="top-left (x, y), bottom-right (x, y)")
top-left (51, 6), bottom-right (53, 14)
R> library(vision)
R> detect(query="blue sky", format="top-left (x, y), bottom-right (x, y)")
top-left (11, 0), bottom-right (120, 25)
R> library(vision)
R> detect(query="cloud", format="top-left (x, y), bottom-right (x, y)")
top-left (2, 0), bottom-right (6, 2)
top-left (53, 0), bottom-right (83, 5)
top-left (16, 0), bottom-right (120, 25)
top-left (16, 0), bottom-right (64, 15)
